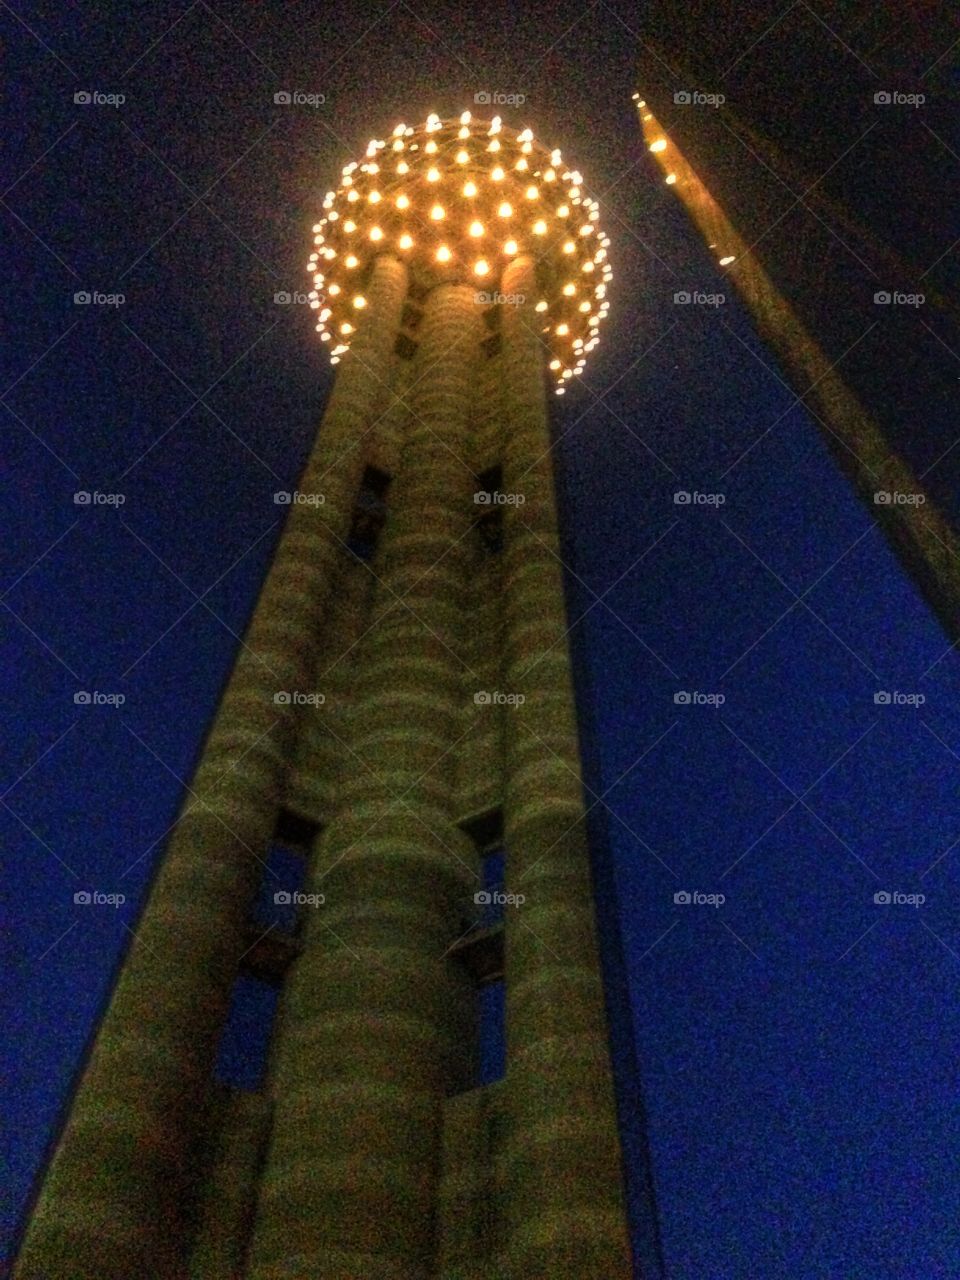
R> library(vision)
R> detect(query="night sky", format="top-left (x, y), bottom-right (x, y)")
top-left (4, 3), bottom-right (960, 1276)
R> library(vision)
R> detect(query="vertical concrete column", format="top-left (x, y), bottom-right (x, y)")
top-left (497, 257), bottom-right (632, 1277)
top-left (246, 284), bottom-right (483, 1280)
top-left (14, 257), bottom-right (409, 1280)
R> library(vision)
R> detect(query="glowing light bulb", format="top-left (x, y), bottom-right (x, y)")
top-left (425, 140), bottom-right (438, 154)
top-left (556, 323), bottom-right (569, 335)
top-left (563, 283), bottom-right (576, 296)
top-left (665, 173), bottom-right (677, 185)
top-left (526, 185), bottom-right (539, 199)
top-left (579, 300), bottom-right (591, 312)
top-left (582, 261), bottom-right (595, 272)
top-left (397, 161), bottom-right (409, 174)
top-left (399, 233), bottom-right (414, 250)
top-left (328, 283), bottom-right (341, 296)
top-left (431, 204), bottom-right (445, 220)
top-left (344, 220), bottom-right (357, 233)
top-left (427, 167), bottom-right (440, 182)
top-left (469, 220), bottom-right (484, 237)
top-left (456, 149), bottom-right (469, 164)
top-left (535, 300), bottom-right (548, 312)
top-left (488, 139), bottom-right (501, 152)
top-left (563, 240), bottom-right (575, 253)
top-left (460, 110), bottom-right (471, 124)
top-left (353, 295), bottom-right (367, 309)
top-left (649, 138), bottom-right (667, 152)
top-left (459, 125), bottom-right (470, 139)
top-left (719, 255), bottom-right (736, 265)
top-left (345, 255), bottom-right (359, 268)
top-left (549, 359), bottom-right (562, 370)
top-left (503, 239), bottom-right (518, 254)
top-left (532, 220), bottom-right (547, 235)
top-left (368, 190), bottom-right (381, 203)
top-left (436, 245), bottom-right (452, 262)
top-left (498, 202), bottom-right (513, 218)
top-left (347, 189), bottom-right (359, 201)
top-left (463, 181), bottom-right (478, 197)
top-left (544, 168), bottom-right (556, 182)
top-left (557, 205), bottom-right (569, 217)
top-left (474, 259), bottom-right (489, 276)
top-left (340, 322), bottom-right (353, 335)
top-left (491, 166), bottom-right (505, 181)
top-left (370, 226), bottom-right (383, 241)
top-left (396, 194), bottom-right (409, 209)
top-left (515, 158), bottom-right (528, 172)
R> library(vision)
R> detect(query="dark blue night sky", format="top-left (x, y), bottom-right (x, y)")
top-left (4, 4), bottom-right (959, 1276)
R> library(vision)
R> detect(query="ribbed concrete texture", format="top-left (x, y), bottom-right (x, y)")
top-left (496, 257), bottom-right (633, 1278)
top-left (14, 258), bottom-right (409, 1280)
top-left (245, 284), bottom-right (484, 1279)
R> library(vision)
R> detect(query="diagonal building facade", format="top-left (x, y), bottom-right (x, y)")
top-left (16, 110), bottom-right (634, 1279)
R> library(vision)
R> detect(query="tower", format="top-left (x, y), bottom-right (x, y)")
top-left (15, 110), bottom-right (630, 1279)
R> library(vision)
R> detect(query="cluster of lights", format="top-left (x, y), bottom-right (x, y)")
top-left (307, 111), bottom-right (612, 391)
top-left (632, 93), bottom-right (737, 271)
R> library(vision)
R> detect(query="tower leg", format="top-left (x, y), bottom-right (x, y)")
top-left (497, 257), bottom-right (633, 1278)
top-left (246, 283), bottom-right (483, 1279)
top-left (14, 258), bottom-right (408, 1280)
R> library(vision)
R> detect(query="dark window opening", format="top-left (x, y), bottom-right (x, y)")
top-left (348, 465), bottom-right (391, 560)
top-left (394, 331), bottom-right (418, 360)
top-left (477, 979), bottom-right (506, 1085)
top-left (472, 466), bottom-right (503, 553)
top-left (273, 807), bottom-right (319, 852)
top-left (214, 974), bottom-right (280, 1092)
top-left (460, 807), bottom-right (504, 855)
top-left (401, 301), bottom-right (423, 331)
top-left (251, 841), bottom-right (310, 933)
top-left (481, 332), bottom-right (502, 359)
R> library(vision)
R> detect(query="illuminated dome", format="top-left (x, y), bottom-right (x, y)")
top-left (307, 110), bottom-right (612, 392)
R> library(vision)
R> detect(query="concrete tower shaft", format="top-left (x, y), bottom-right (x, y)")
top-left (16, 111), bottom-right (632, 1280)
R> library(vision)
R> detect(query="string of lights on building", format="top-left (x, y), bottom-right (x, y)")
top-left (308, 110), bottom-right (613, 393)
